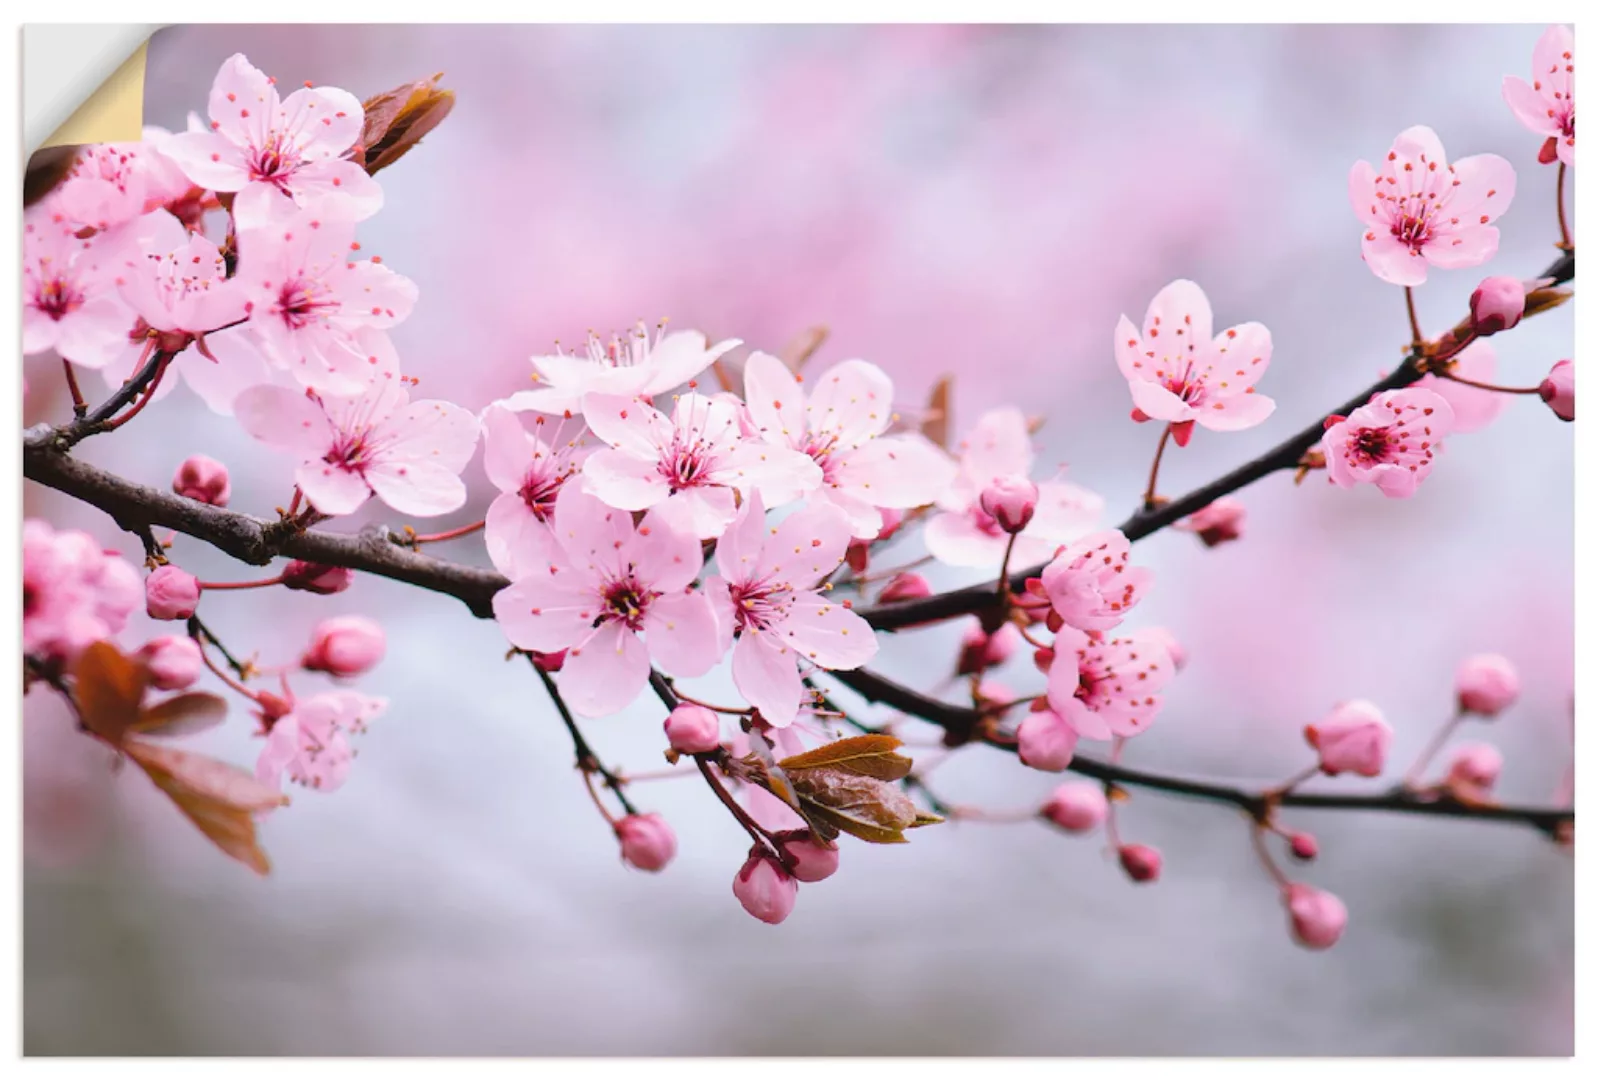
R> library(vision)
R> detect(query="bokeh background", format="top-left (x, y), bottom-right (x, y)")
top-left (22, 23), bottom-right (1573, 1055)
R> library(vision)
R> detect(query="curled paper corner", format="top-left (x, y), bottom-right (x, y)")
top-left (36, 38), bottom-right (148, 152)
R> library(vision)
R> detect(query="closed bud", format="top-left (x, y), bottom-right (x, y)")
top-left (1467, 276), bottom-right (1526, 336)
top-left (1118, 843), bottom-right (1163, 883)
top-left (979, 474), bottom-right (1039, 534)
top-left (281, 560), bottom-right (353, 595)
top-left (1041, 781), bottom-right (1108, 833)
top-left (1455, 653), bottom-right (1519, 717)
top-left (1539, 359), bottom-right (1574, 422)
top-left (1284, 884), bottom-right (1347, 950)
top-left (171, 454), bottom-right (231, 506)
top-left (301, 616), bottom-right (386, 678)
top-left (663, 704), bottom-right (722, 754)
top-left (1288, 831), bottom-right (1319, 862)
top-left (532, 649), bottom-right (566, 672)
top-left (1304, 700), bottom-right (1391, 777)
top-left (1176, 497), bottom-right (1245, 548)
top-left (1445, 741), bottom-right (1504, 793)
top-left (145, 565), bottom-right (200, 621)
top-left (615, 813), bottom-right (676, 873)
top-left (956, 621), bottom-right (1017, 676)
top-left (137, 635), bottom-right (203, 690)
top-left (877, 572), bottom-right (932, 603)
top-left (732, 847), bottom-right (798, 924)
top-left (1017, 709), bottom-right (1079, 772)
top-left (774, 830), bottom-right (840, 883)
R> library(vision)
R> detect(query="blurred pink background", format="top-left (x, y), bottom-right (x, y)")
top-left (23, 23), bottom-right (1572, 1055)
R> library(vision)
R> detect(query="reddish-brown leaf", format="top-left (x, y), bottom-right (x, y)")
top-left (788, 768), bottom-right (922, 844)
top-left (124, 740), bottom-right (287, 876)
top-left (921, 376), bottom-right (952, 448)
top-left (72, 641), bottom-right (149, 745)
top-left (777, 325), bottom-right (829, 372)
top-left (359, 74), bottom-right (455, 175)
top-left (129, 692), bottom-right (230, 738)
top-left (778, 734), bottom-right (913, 782)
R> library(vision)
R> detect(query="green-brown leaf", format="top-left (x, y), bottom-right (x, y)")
top-left (778, 734), bottom-right (913, 782)
top-left (787, 768), bottom-right (923, 845)
top-left (72, 641), bottom-right (149, 745)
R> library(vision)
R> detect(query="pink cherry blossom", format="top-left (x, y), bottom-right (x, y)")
top-left (137, 635), bottom-right (203, 691)
top-left (22, 521), bottom-right (142, 665)
top-left (51, 138), bottom-right (194, 233)
top-left (1540, 359), bottom-right (1574, 421)
top-left (479, 404), bottom-right (587, 579)
top-left (1304, 700), bottom-right (1391, 777)
top-left (502, 323), bottom-right (741, 416)
top-left (233, 204), bottom-right (416, 395)
top-left (22, 203), bottom-right (136, 368)
top-left (1042, 781), bottom-right (1109, 833)
top-left (117, 210), bottom-right (247, 335)
top-left (1348, 125), bottom-right (1516, 286)
top-left (581, 390), bottom-right (821, 538)
top-left (1283, 884), bottom-right (1347, 950)
top-left (301, 615), bottom-right (387, 678)
top-left (1322, 388), bottom-right (1455, 498)
top-left (162, 54), bottom-right (382, 229)
top-left (1044, 626), bottom-right (1174, 741)
top-left (145, 565), bottom-right (201, 621)
top-left (663, 704), bottom-right (723, 754)
top-left (1039, 529), bottom-right (1152, 634)
top-left (1174, 496), bottom-right (1246, 548)
top-left (1503, 25), bottom-right (1575, 167)
top-left (97, 322), bottom-right (275, 418)
top-left (235, 378), bottom-right (479, 517)
top-left (172, 454), bottom-right (232, 506)
top-left (256, 689), bottom-right (387, 793)
top-left (924, 406), bottom-right (1104, 569)
top-left (491, 485), bottom-right (722, 717)
top-left (980, 475), bottom-right (1038, 534)
top-left (1114, 279), bottom-right (1276, 433)
top-left (1017, 707), bottom-right (1079, 771)
top-left (741, 351), bottom-right (955, 538)
top-left (733, 848), bottom-right (799, 924)
top-left (1418, 341), bottom-right (1506, 434)
top-left (1455, 653), bottom-right (1519, 717)
top-left (1468, 276), bottom-right (1526, 336)
top-left (706, 493), bottom-right (877, 728)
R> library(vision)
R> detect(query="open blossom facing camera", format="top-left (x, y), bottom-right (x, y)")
top-left (479, 404), bottom-right (587, 578)
top-left (234, 205), bottom-right (416, 395)
top-left (925, 406), bottom-right (1103, 568)
top-left (1045, 626), bottom-right (1174, 741)
top-left (256, 690), bottom-right (387, 793)
top-left (1039, 529), bottom-right (1151, 634)
top-left (163, 53), bottom-right (382, 229)
top-left (22, 521), bottom-right (142, 664)
top-left (492, 485), bottom-right (721, 717)
top-left (706, 493), bottom-right (876, 728)
top-left (1322, 388), bottom-right (1455, 498)
top-left (22, 205), bottom-right (136, 368)
top-left (581, 390), bottom-right (821, 539)
top-left (235, 378), bottom-right (479, 516)
top-left (1503, 24), bottom-right (1575, 166)
top-left (51, 138), bottom-right (196, 233)
top-left (502, 324), bottom-right (741, 416)
top-left (1115, 279), bottom-right (1275, 439)
top-left (1349, 125), bottom-right (1516, 286)
top-left (741, 352), bottom-right (955, 538)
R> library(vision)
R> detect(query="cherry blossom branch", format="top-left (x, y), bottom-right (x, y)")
top-left (858, 247), bottom-right (1575, 632)
top-left (531, 656), bottom-right (639, 817)
top-left (61, 361), bottom-right (87, 418)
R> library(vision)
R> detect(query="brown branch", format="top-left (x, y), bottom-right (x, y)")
top-left (532, 658), bottom-right (638, 816)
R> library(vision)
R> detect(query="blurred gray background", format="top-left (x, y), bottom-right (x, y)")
top-left (23, 24), bottom-right (1573, 1055)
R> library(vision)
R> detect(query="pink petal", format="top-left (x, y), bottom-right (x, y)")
top-left (1419, 341), bottom-right (1505, 434)
top-left (582, 448), bottom-right (671, 511)
top-left (232, 384), bottom-right (334, 454)
top-left (289, 159), bottom-right (383, 221)
top-left (1360, 230), bottom-right (1428, 286)
top-left (712, 441), bottom-right (823, 509)
top-left (160, 131), bottom-right (250, 192)
top-left (364, 459), bottom-right (468, 517)
top-left (710, 490), bottom-right (769, 585)
top-left (1128, 378), bottom-right (1194, 423)
top-left (294, 460), bottom-right (372, 515)
top-left (742, 350), bottom-right (807, 450)
top-left (830, 433), bottom-right (955, 513)
top-left (173, 328), bottom-right (272, 416)
top-left (663, 485), bottom-right (740, 540)
top-left (1391, 125), bottom-right (1448, 172)
top-left (480, 404), bottom-right (535, 493)
top-left (344, 259), bottom-right (417, 328)
top-left (1196, 390), bottom-right (1276, 432)
top-left (923, 510), bottom-right (1008, 569)
top-left (1114, 314), bottom-right (1151, 383)
top-left (231, 183), bottom-right (301, 231)
top-left (485, 494), bottom-right (555, 579)
top-left (957, 406), bottom-right (1034, 482)
top-left (1028, 480), bottom-right (1105, 542)
top-left (1447, 153), bottom-right (1516, 224)
top-left (373, 398), bottom-right (479, 471)
top-left (638, 330), bottom-right (739, 396)
top-left (1141, 279), bottom-right (1213, 352)
top-left (1532, 25), bottom-right (1575, 99)
top-left (255, 715), bottom-right (302, 789)
top-left (208, 53), bottom-right (279, 147)
top-left (561, 621), bottom-right (650, 717)
top-left (549, 482), bottom-right (634, 580)
top-left (1347, 159), bottom-right (1384, 226)
top-left (54, 297), bottom-right (136, 368)
top-left (758, 498), bottom-right (853, 587)
top-left (278, 86), bottom-right (364, 159)
top-left (1424, 225), bottom-right (1499, 271)
top-left (1502, 76), bottom-right (1560, 136)
top-left (582, 392), bottom-right (671, 457)
top-left (1199, 321), bottom-right (1273, 392)
top-left (804, 358), bottom-right (895, 448)
top-left (628, 498), bottom-right (706, 594)
top-left (492, 571), bottom-right (597, 654)
top-left (642, 591), bottom-right (723, 678)
top-left (732, 634), bottom-right (804, 728)
top-left (780, 591), bottom-right (877, 671)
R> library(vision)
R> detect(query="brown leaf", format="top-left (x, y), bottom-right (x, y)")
top-left (359, 74), bottom-right (455, 175)
top-left (124, 740), bottom-right (287, 875)
top-left (1523, 286), bottom-right (1573, 319)
top-left (778, 734), bottom-right (913, 782)
top-left (788, 768), bottom-right (923, 845)
top-left (920, 376), bottom-right (952, 448)
top-left (129, 692), bottom-right (229, 738)
top-left (777, 325), bottom-right (829, 372)
top-left (25, 145), bottom-right (80, 207)
top-left (72, 641), bottom-right (149, 745)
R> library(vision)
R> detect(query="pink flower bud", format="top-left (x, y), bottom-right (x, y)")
top-left (845, 539), bottom-right (871, 574)
top-left (145, 565), bottom-right (200, 620)
top-left (956, 621), bottom-right (1017, 676)
top-left (1455, 653), bottom-right (1519, 717)
top-left (1468, 276), bottom-right (1526, 336)
top-left (137, 635), bottom-right (203, 690)
top-left (774, 830), bottom-right (840, 883)
top-left (1041, 781), bottom-right (1108, 833)
top-left (979, 474), bottom-right (1039, 534)
top-left (301, 616), bottom-right (386, 678)
top-left (1445, 741), bottom-right (1504, 793)
top-left (877, 572), bottom-right (933, 603)
top-left (1539, 359), bottom-right (1574, 421)
top-left (171, 454), bottom-right (231, 506)
top-left (532, 649), bottom-right (566, 672)
top-left (876, 508), bottom-right (905, 542)
top-left (663, 703), bottom-right (722, 754)
top-left (732, 848), bottom-right (798, 924)
top-left (615, 813), bottom-right (676, 873)
top-left (1304, 700), bottom-right (1391, 778)
top-left (1141, 626), bottom-right (1188, 672)
top-left (281, 560), bottom-right (353, 594)
top-left (1288, 831), bottom-right (1319, 862)
top-left (1017, 708), bottom-right (1079, 772)
top-left (1283, 884), bottom-right (1347, 950)
top-left (1176, 497), bottom-right (1245, 548)
top-left (1118, 843), bottom-right (1162, 883)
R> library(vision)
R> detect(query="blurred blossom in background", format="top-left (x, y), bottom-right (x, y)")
top-left (23, 23), bottom-right (1572, 1055)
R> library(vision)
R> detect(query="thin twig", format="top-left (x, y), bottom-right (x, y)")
top-left (531, 658), bottom-right (639, 816)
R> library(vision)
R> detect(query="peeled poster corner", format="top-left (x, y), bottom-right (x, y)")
top-left (25, 32), bottom-right (152, 207)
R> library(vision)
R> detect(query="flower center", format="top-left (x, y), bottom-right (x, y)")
top-left (248, 135), bottom-right (301, 187)
top-left (658, 438), bottom-right (714, 492)
top-left (728, 578), bottom-right (792, 634)
top-left (519, 469), bottom-right (566, 521)
top-left (34, 276), bottom-right (84, 322)
top-left (324, 433), bottom-right (368, 470)
top-left (800, 432), bottom-right (843, 484)
top-left (1349, 427), bottom-right (1398, 466)
top-left (1390, 207), bottom-right (1436, 250)
top-left (275, 277), bottom-right (336, 330)
top-left (600, 576), bottom-right (654, 631)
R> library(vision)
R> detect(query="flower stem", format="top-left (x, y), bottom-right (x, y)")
top-left (1250, 821), bottom-right (1292, 890)
top-left (694, 753), bottom-right (785, 860)
top-left (1557, 162), bottom-right (1571, 251)
top-left (61, 361), bottom-right (87, 418)
top-left (1404, 286), bottom-right (1424, 348)
top-left (98, 352), bottom-right (173, 433)
top-left (408, 520), bottom-right (486, 545)
top-left (1142, 424), bottom-right (1173, 510)
top-left (1434, 370), bottom-right (1544, 395)
top-left (533, 659), bottom-right (640, 817)
top-left (995, 532), bottom-right (1020, 608)
top-left (194, 574), bottom-right (286, 591)
top-left (1403, 710), bottom-right (1465, 788)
